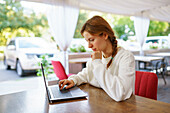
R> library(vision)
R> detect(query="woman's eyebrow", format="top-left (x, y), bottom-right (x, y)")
top-left (89, 36), bottom-right (94, 39)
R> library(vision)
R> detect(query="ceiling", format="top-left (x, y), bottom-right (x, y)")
top-left (21, 0), bottom-right (170, 22)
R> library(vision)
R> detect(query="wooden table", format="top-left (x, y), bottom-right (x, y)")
top-left (134, 56), bottom-right (164, 63)
top-left (69, 58), bottom-right (91, 68)
top-left (134, 55), bottom-right (164, 70)
top-left (134, 55), bottom-right (166, 84)
top-left (148, 52), bottom-right (170, 57)
top-left (147, 52), bottom-right (170, 66)
top-left (69, 56), bottom-right (164, 69)
top-left (1, 84), bottom-right (170, 113)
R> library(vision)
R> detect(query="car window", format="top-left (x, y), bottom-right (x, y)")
top-left (18, 38), bottom-right (55, 48)
top-left (146, 39), bottom-right (159, 43)
top-left (8, 40), bottom-right (15, 46)
top-left (19, 41), bottom-right (40, 48)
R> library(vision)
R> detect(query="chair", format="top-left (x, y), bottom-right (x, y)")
top-left (135, 71), bottom-right (158, 100)
top-left (144, 55), bottom-right (167, 85)
top-left (155, 60), bottom-right (167, 84)
top-left (144, 59), bottom-right (167, 85)
top-left (51, 60), bottom-right (73, 80)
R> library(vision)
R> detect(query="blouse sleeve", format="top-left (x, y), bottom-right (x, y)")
top-left (68, 62), bottom-right (89, 86)
top-left (92, 52), bottom-right (135, 102)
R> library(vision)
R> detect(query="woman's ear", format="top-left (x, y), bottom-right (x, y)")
top-left (103, 33), bottom-right (108, 40)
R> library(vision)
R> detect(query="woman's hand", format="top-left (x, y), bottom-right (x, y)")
top-left (59, 79), bottom-right (75, 90)
top-left (91, 51), bottom-right (102, 61)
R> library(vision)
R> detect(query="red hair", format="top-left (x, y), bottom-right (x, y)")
top-left (81, 16), bottom-right (118, 68)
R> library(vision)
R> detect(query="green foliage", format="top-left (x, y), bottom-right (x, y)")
top-left (0, 0), bottom-right (48, 46)
top-left (149, 45), bottom-right (158, 49)
top-left (112, 16), bottom-right (134, 40)
top-left (36, 54), bottom-right (54, 77)
top-left (74, 11), bottom-right (170, 42)
top-left (69, 44), bottom-right (86, 53)
top-left (113, 25), bottom-right (127, 40)
top-left (78, 45), bottom-right (86, 52)
top-left (164, 23), bottom-right (170, 35)
top-left (148, 21), bottom-right (169, 36)
top-left (73, 10), bottom-right (89, 38)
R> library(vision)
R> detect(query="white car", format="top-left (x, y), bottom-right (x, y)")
top-left (143, 36), bottom-right (170, 50)
top-left (3, 37), bottom-right (58, 76)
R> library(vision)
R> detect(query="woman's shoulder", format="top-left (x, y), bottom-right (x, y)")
top-left (117, 47), bottom-right (134, 58)
top-left (118, 47), bottom-right (132, 54)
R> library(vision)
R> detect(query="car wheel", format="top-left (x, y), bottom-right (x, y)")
top-left (4, 57), bottom-right (11, 70)
top-left (16, 60), bottom-right (24, 76)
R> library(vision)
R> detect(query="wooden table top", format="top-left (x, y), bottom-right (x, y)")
top-left (69, 58), bottom-right (91, 64)
top-left (148, 52), bottom-right (170, 57)
top-left (0, 84), bottom-right (170, 113)
top-left (134, 56), bottom-right (164, 62)
top-left (69, 56), bottom-right (164, 63)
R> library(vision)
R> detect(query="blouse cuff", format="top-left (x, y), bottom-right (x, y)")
top-left (68, 77), bottom-right (77, 86)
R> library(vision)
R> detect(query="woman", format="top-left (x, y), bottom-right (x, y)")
top-left (59, 16), bottom-right (135, 102)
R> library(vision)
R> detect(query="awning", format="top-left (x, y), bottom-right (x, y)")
top-left (21, 0), bottom-right (170, 22)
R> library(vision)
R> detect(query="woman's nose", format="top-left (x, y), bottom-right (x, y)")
top-left (88, 42), bottom-right (92, 48)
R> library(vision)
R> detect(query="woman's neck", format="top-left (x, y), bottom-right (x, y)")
top-left (103, 42), bottom-right (113, 58)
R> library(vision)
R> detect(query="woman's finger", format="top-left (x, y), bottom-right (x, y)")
top-left (58, 80), bottom-right (64, 87)
top-left (65, 84), bottom-right (74, 89)
top-left (60, 80), bottom-right (68, 90)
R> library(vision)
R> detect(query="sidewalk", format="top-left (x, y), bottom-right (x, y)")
top-left (0, 77), bottom-right (43, 96)
top-left (0, 60), bottom-right (42, 96)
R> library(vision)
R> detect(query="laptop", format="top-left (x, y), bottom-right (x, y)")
top-left (40, 63), bottom-right (87, 103)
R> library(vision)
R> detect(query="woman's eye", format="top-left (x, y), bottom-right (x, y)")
top-left (89, 39), bottom-right (94, 41)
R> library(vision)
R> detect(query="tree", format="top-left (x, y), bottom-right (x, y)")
top-left (164, 23), bottom-right (170, 36)
top-left (73, 10), bottom-right (89, 38)
top-left (0, 0), bottom-right (48, 46)
top-left (148, 20), bottom-right (169, 36)
top-left (112, 16), bottom-right (134, 41)
top-left (113, 24), bottom-right (126, 40)
top-left (111, 15), bottom-right (170, 40)
top-left (72, 10), bottom-right (170, 40)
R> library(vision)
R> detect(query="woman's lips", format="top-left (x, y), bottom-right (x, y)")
top-left (92, 49), bottom-right (96, 51)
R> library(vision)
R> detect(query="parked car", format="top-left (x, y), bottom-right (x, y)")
top-left (117, 39), bottom-right (140, 52)
top-left (143, 36), bottom-right (170, 50)
top-left (3, 37), bottom-right (58, 76)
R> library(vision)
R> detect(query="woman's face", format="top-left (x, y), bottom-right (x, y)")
top-left (83, 31), bottom-right (107, 52)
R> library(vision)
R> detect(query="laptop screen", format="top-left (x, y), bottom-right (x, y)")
top-left (40, 62), bottom-right (51, 103)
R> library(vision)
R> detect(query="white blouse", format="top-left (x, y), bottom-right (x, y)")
top-left (68, 47), bottom-right (135, 102)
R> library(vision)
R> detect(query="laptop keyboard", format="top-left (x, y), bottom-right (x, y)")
top-left (50, 86), bottom-right (72, 98)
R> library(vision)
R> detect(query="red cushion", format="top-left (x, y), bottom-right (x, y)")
top-left (135, 71), bottom-right (158, 100)
top-left (51, 61), bottom-right (68, 80)
top-left (67, 73), bottom-right (73, 77)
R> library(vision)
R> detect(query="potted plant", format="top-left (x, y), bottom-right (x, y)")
top-left (69, 44), bottom-right (86, 53)
top-left (36, 54), bottom-right (59, 85)
top-left (36, 54), bottom-right (54, 77)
